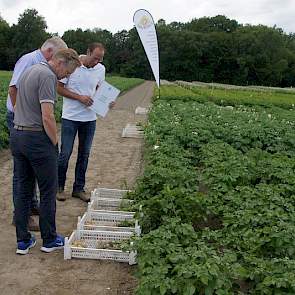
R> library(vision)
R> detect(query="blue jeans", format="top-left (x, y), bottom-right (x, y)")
top-left (6, 111), bottom-right (39, 216)
top-left (58, 119), bottom-right (96, 192)
top-left (10, 129), bottom-right (58, 243)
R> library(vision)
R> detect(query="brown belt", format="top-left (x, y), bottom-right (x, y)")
top-left (14, 125), bottom-right (43, 132)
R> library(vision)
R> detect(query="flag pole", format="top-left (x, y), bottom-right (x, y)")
top-left (158, 83), bottom-right (160, 100)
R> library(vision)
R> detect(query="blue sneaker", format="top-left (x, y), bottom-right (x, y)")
top-left (40, 234), bottom-right (65, 253)
top-left (16, 235), bottom-right (36, 255)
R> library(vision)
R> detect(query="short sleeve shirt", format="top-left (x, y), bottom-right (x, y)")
top-left (6, 49), bottom-right (46, 112)
top-left (14, 62), bottom-right (57, 128)
top-left (60, 63), bottom-right (106, 122)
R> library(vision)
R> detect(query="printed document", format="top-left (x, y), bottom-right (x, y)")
top-left (89, 81), bottom-right (120, 117)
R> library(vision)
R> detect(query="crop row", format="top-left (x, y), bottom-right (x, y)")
top-left (129, 85), bottom-right (295, 294)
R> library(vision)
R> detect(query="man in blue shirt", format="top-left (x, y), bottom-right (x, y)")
top-left (6, 37), bottom-right (68, 230)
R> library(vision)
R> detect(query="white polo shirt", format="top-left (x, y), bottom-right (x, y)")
top-left (61, 63), bottom-right (105, 122)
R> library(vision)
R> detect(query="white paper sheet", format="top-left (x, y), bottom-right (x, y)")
top-left (89, 81), bottom-right (120, 117)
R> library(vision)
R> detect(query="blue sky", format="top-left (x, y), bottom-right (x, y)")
top-left (0, 0), bottom-right (294, 35)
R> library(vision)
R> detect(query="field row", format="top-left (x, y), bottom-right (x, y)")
top-left (161, 82), bottom-right (295, 110)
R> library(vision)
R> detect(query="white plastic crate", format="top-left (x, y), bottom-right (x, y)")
top-left (122, 123), bottom-right (144, 138)
top-left (81, 209), bottom-right (135, 221)
top-left (77, 211), bottom-right (141, 236)
top-left (88, 197), bottom-right (133, 211)
top-left (64, 230), bottom-right (136, 265)
top-left (135, 106), bottom-right (148, 115)
top-left (91, 188), bottom-right (130, 200)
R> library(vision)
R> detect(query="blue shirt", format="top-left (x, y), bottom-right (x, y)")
top-left (7, 49), bottom-right (46, 112)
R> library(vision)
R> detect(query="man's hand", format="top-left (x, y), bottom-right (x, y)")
top-left (79, 95), bottom-right (93, 106)
top-left (41, 102), bottom-right (58, 145)
top-left (57, 82), bottom-right (93, 106)
top-left (109, 101), bottom-right (116, 109)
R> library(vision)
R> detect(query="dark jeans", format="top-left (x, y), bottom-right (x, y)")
top-left (6, 111), bottom-right (39, 215)
top-left (10, 129), bottom-right (58, 243)
top-left (58, 119), bottom-right (96, 192)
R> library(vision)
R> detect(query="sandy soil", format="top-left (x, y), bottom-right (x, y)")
top-left (0, 81), bottom-right (154, 295)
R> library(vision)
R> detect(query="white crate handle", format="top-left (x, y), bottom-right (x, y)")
top-left (129, 242), bottom-right (137, 265)
top-left (64, 237), bottom-right (71, 260)
top-left (135, 220), bottom-right (141, 236)
top-left (77, 216), bottom-right (82, 231)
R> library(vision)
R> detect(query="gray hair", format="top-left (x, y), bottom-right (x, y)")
top-left (53, 48), bottom-right (81, 70)
top-left (41, 37), bottom-right (68, 53)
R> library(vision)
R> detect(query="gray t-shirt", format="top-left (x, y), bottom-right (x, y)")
top-left (14, 62), bottom-right (57, 128)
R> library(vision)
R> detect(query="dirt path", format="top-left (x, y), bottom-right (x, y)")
top-left (0, 81), bottom-right (154, 295)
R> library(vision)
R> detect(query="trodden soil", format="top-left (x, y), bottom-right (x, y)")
top-left (0, 81), bottom-right (154, 295)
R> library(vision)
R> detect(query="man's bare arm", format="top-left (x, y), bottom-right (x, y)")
top-left (57, 82), bottom-right (93, 106)
top-left (8, 86), bottom-right (17, 107)
top-left (41, 102), bottom-right (58, 145)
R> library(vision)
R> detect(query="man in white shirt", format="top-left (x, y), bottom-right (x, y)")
top-left (57, 43), bottom-right (111, 202)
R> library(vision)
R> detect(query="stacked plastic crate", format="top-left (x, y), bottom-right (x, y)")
top-left (64, 188), bottom-right (139, 265)
top-left (121, 123), bottom-right (144, 138)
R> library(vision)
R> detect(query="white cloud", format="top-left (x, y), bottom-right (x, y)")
top-left (0, 0), bottom-right (294, 35)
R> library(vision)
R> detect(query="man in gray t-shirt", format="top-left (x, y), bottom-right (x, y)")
top-left (14, 62), bottom-right (57, 128)
top-left (10, 49), bottom-right (81, 255)
top-left (7, 37), bottom-right (68, 231)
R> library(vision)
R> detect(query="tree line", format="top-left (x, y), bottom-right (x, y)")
top-left (1, 9), bottom-right (295, 87)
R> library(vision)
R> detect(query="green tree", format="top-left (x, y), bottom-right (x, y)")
top-left (185, 15), bottom-right (240, 33)
top-left (3, 10), bottom-right (295, 87)
top-left (63, 28), bottom-right (98, 54)
top-left (0, 15), bottom-right (11, 70)
top-left (9, 9), bottom-right (50, 64)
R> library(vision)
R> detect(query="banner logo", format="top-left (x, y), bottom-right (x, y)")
top-left (137, 15), bottom-right (153, 29)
